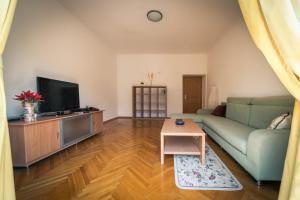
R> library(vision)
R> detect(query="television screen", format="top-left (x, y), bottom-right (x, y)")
top-left (37, 77), bottom-right (80, 113)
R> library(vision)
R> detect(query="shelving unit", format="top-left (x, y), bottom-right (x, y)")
top-left (132, 86), bottom-right (167, 118)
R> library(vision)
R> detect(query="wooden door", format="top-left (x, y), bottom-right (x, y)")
top-left (25, 120), bottom-right (60, 162)
top-left (183, 76), bottom-right (203, 113)
top-left (92, 112), bottom-right (103, 134)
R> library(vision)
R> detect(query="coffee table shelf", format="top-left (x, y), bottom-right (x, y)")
top-left (164, 137), bottom-right (201, 155)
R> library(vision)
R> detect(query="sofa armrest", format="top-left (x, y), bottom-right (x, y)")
top-left (197, 108), bottom-right (213, 114)
top-left (247, 129), bottom-right (290, 179)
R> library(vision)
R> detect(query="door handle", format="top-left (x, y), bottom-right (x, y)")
top-left (184, 94), bottom-right (187, 100)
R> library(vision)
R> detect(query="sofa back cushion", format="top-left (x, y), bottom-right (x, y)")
top-left (226, 97), bottom-right (252, 125)
top-left (249, 96), bottom-right (294, 129)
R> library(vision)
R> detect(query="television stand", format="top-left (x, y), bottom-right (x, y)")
top-left (8, 110), bottom-right (103, 167)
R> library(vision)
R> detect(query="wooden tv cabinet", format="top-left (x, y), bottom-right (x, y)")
top-left (8, 111), bottom-right (103, 167)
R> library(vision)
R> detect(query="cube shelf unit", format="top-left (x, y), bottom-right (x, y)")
top-left (132, 86), bottom-right (167, 118)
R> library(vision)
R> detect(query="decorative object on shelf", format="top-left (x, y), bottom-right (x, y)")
top-left (140, 82), bottom-right (144, 85)
top-left (175, 119), bottom-right (185, 126)
top-left (147, 72), bottom-right (154, 86)
top-left (208, 86), bottom-right (219, 109)
top-left (14, 90), bottom-right (43, 122)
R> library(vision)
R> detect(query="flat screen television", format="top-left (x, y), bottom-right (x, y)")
top-left (37, 77), bottom-right (80, 113)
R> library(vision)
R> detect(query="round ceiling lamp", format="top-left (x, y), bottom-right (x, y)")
top-left (147, 10), bottom-right (163, 22)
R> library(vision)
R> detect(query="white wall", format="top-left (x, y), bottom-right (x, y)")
top-left (3, 0), bottom-right (118, 120)
top-left (117, 54), bottom-right (207, 116)
top-left (207, 18), bottom-right (288, 103)
top-left (4, 1), bottom-right (287, 120)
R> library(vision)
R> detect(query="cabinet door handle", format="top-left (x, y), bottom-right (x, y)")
top-left (57, 131), bottom-right (59, 139)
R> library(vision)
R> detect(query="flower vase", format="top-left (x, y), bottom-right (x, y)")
top-left (23, 102), bottom-right (36, 122)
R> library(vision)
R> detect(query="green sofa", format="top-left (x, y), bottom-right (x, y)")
top-left (171, 96), bottom-right (294, 184)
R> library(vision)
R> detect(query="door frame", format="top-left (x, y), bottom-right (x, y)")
top-left (182, 74), bottom-right (207, 113)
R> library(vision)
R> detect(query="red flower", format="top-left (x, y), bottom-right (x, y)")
top-left (14, 90), bottom-right (43, 103)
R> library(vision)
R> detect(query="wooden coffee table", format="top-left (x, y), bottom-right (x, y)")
top-left (160, 119), bottom-right (206, 165)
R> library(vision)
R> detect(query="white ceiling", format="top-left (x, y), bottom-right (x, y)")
top-left (58, 0), bottom-right (241, 53)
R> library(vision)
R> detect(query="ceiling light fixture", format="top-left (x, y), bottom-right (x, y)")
top-left (147, 10), bottom-right (163, 22)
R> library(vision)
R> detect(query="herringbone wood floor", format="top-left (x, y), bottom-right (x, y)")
top-left (14, 119), bottom-right (280, 200)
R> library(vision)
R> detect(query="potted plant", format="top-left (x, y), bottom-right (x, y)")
top-left (14, 90), bottom-right (43, 122)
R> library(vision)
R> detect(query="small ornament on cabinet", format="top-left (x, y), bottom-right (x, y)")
top-left (14, 90), bottom-right (43, 122)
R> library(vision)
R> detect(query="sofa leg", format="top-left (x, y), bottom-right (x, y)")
top-left (257, 181), bottom-right (261, 187)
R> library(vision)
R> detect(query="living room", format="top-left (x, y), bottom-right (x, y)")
top-left (1, 0), bottom-right (299, 200)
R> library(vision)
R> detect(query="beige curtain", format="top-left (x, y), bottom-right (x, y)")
top-left (0, 0), bottom-right (17, 199)
top-left (238, 0), bottom-right (300, 199)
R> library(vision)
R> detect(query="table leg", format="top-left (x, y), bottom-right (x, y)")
top-left (161, 134), bottom-right (164, 165)
top-left (201, 135), bottom-right (205, 165)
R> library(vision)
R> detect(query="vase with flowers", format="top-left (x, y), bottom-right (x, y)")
top-left (14, 90), bottom-right (43, 122)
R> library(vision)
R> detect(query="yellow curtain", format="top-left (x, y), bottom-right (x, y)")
top-left (238, 0), bottom-right (300, 199)
top-left (0, 0), bottom-right (17, 200)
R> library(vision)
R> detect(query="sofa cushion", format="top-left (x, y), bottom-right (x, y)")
top-left (227, 97), bottom-right (252, 105)
top-left (251, 96), bottom-right (294, 107)
top-left (249, 96), bottom-right (294, 129)
top-left (249, 105), bottom-right (293, 129)
top-left (169, 113), bottom-right (205, 123)
top-left (203, 115), bottom-right (255, 154)
top-left (197, 108), bottom-right (214, 114)
top-left (226, 103), bottom-right (251, 125)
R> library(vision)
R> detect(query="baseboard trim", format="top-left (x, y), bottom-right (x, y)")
top-left (103, 117), bottom-right (119, 124)
top-left (118, 116), bottom-right (133, 119)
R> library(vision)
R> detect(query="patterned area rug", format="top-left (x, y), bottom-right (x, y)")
top-left (174, 144), bottom-right (243, 191)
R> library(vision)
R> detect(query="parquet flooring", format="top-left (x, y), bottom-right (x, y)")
top-left (13, 119), bottom-right (280, 200)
